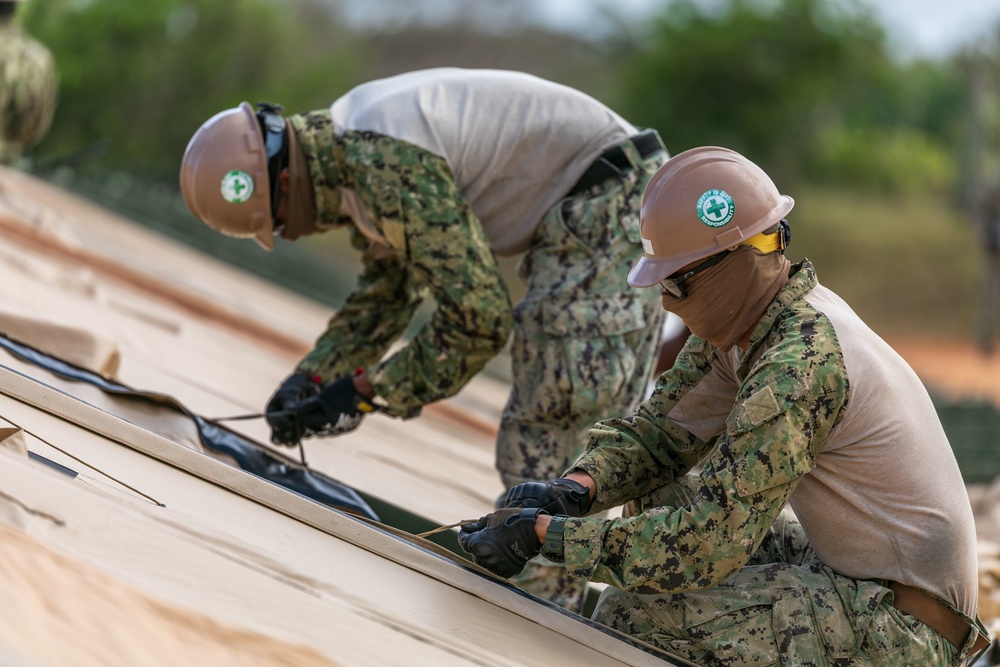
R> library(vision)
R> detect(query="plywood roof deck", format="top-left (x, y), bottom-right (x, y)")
top-left (0, 165), bottom-right (686, 667)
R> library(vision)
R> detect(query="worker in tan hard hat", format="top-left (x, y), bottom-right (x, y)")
top-left (180, 68), bottom-right (670, 613)
top-left (0, 0), bottom-right (58, 166)
top-left (460, 146), bottom-right (992, 666)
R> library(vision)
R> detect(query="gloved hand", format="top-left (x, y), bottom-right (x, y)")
top-left (503, 477), bottom-right (593, 517)
top-left (265, 372), bottom-right (321, 446)
top-left (458, 507), bottom-right (545, 578)
top-left (293, 374), bottom-right (378, 439)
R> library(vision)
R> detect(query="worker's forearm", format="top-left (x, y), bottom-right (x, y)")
top-left (533, 470), bottom-right (595, 541)
top-left (535, 513), bottom-right (550, 542)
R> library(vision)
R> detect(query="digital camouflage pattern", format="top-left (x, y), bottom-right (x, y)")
top-left (291, 112), bottom-right (666, 612)
top-left (292, 111), bottom-right (512, 417)
top-left (561, 262), bottom-right (842, 589)
top-left (500, 142), bottom-right (666, 611)
top-left (497, 139), bottom-right (667, 488)
top-left (0, 23), bottom-right (57, 165)
top-left (549, 261), bottom-right (977, 664)
top-left (593, 507), bottom-right (959, 666)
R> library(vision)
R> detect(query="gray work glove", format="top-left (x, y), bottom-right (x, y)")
top-left (458, 507), bottom-right (545, 578)
top-left (503, 477), bottom-right (593, 517)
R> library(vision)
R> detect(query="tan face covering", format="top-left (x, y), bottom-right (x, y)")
top-left (663, 246), bottom-right (790, 353)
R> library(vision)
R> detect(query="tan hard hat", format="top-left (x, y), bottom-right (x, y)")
top-left (628, 146), bottom-right (794, 288)
top-left (179, 102), bottom-right (275, 250)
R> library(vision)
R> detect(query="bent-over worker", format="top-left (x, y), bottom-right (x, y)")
top-left (179, 68), bottom-right (668, 612)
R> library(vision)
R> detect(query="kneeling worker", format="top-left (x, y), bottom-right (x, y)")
top-left (460, 146), bottom-right (991, 666)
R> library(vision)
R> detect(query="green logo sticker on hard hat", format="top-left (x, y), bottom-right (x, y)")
top-left (696, 189), bottom-right (735, 227)
top-left (220, 170), bottom-right (254, 204)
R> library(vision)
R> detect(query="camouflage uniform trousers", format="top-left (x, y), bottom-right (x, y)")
top-left (496, 140), bottom-right (668, 613)
top-left (592, 475), bottom-right (963, 666)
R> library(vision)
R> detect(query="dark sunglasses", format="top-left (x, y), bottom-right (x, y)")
top-left (659, 250), bottom-right (732, 300)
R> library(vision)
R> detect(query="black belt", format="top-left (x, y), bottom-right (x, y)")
top-left (568, 131), bottom-right (665, 197)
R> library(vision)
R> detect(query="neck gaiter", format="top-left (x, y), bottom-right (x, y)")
top-left (663, 247), bottom-right (790, 352)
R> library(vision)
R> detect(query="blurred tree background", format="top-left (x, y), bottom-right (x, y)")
top-left (13, 0), bottom-right (1000, 345)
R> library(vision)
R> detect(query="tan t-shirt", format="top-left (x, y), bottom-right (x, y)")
top-left (792, 285), bottom-right (978, 616)
top-left (329, 68), bottom-right (636, 256)
top-left (697, 283), bottom-right (979, 617)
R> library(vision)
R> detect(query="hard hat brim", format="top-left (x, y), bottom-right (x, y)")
top-left (628, 256), bottom-right (678, 288)
top-left (253, 225), bottom-right (275, 251)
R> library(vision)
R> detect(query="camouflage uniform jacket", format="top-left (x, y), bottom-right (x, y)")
top-left (0, 23), bottom-right (57, 164)
top-left (559, 259), bottom-right (980, 623)
top-left (294, 117), bottom-right (513, 418)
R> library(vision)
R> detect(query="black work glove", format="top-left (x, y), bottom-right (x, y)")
top-left (503, 477), bottom-right (593, 517)
top-left (458, 507), bottom-right (545, 578)
top-left (265, 372), bottom-right (321, 446)
top-left (293, 374), bottom-right (378, 439)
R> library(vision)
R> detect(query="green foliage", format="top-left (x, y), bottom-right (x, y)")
top-left (16, 0), bottom-right (985, 198)
top-left (619, 0), bottom-right (965, 194)
top-left (804, 55), bottom-right (967, 194)
top-left (812, 125), bottom-right (956, 194)
top-left (9, 0), bottom-right (997, 344)
top-left (621, 0), bottom-right (889, 176)
top-left (20, 0), bottom-right (357, 182)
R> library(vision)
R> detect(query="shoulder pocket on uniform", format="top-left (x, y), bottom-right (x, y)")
top-left (729, 385), bottom-right (782, 434)
top-left (723, 379), bottom-right (813, 497)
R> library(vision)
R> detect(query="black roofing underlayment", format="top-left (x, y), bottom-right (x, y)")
top-left (0, 334), bottom-right (379, 521)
